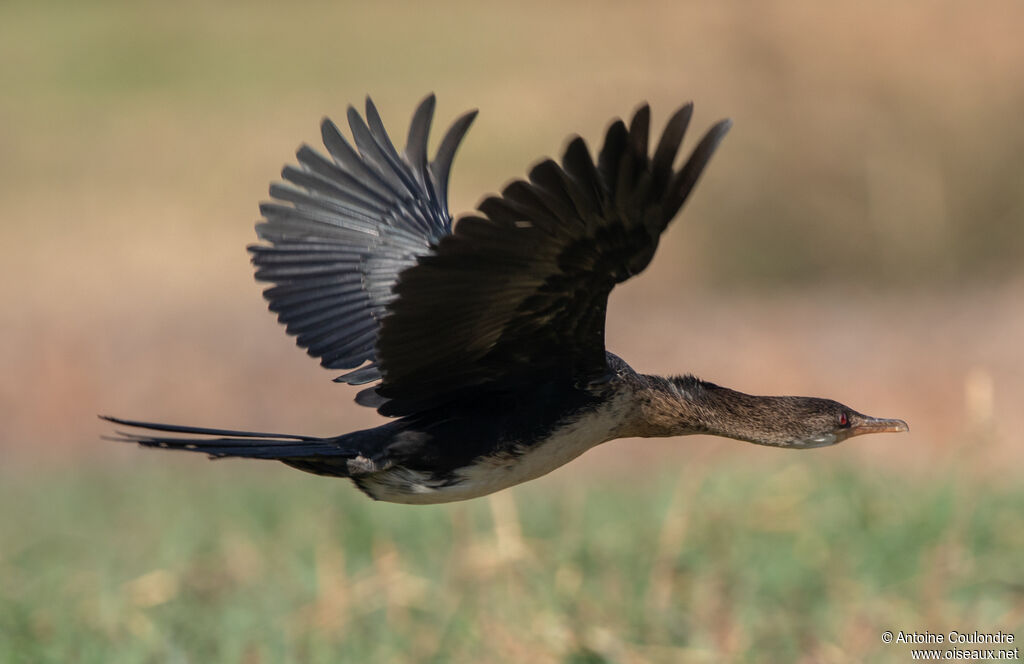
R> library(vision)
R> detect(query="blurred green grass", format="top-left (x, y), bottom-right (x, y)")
top-left (2, 460), bottom-right (1021, 663)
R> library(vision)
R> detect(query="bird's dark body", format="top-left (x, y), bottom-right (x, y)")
top-left (282, 371), bottom-right (607, 502)
top-left (106, 94), bottom-right (907, 504)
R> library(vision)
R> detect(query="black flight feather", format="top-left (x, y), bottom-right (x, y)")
top-left (249, 95), bottom-right (474, 383)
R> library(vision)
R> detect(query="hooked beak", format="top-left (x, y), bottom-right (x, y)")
top-left (848, 416), bottom-right (909, 438)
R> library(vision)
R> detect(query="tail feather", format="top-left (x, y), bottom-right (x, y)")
top-left (100, 415), bottom-right (348, 460)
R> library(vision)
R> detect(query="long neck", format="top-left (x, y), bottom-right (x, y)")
top-left (627, 374), bottom-right (793, 445)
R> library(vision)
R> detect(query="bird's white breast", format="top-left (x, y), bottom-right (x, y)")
top-left (357, 388), bottom-right (635, 504)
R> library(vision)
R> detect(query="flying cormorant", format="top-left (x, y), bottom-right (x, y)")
top-left (105, 95), bottom-right (908, 504)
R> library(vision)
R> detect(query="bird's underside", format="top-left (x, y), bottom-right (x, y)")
top-left (106, 94), bottom-right (907, 505)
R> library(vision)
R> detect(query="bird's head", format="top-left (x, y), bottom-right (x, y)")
top-left (752, 396), bottom-right (909, 449)
top-left (653, 376), bottom-right (909, 448)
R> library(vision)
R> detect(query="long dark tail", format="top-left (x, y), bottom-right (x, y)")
top-left (101, 415), bottom-right (354, 461)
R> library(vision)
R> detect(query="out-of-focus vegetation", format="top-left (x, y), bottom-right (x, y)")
top-left (2, 0), bottom-right (1023, 289)
top-left (2, 461), bottom-right (1021, 663)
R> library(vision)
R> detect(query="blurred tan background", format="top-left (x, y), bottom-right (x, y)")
top-left (3, 0), bottom-right (1023, 475)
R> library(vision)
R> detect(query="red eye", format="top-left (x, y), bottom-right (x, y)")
top-left (839, 413), bottom-right (849, 427)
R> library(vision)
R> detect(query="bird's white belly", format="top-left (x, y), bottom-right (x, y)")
top-left (358, 391), bottom-right (633, 504)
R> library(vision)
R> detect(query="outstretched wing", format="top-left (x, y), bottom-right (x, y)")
top-left (367, 103), bottom-right (732, 415)
top-left (249, 95), bottom-right (477, 386)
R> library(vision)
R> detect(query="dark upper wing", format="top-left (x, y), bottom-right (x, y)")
top-left (367, 103), bottom-right (732, 415)
top-left (249, 95), bottom-right (477, 386)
